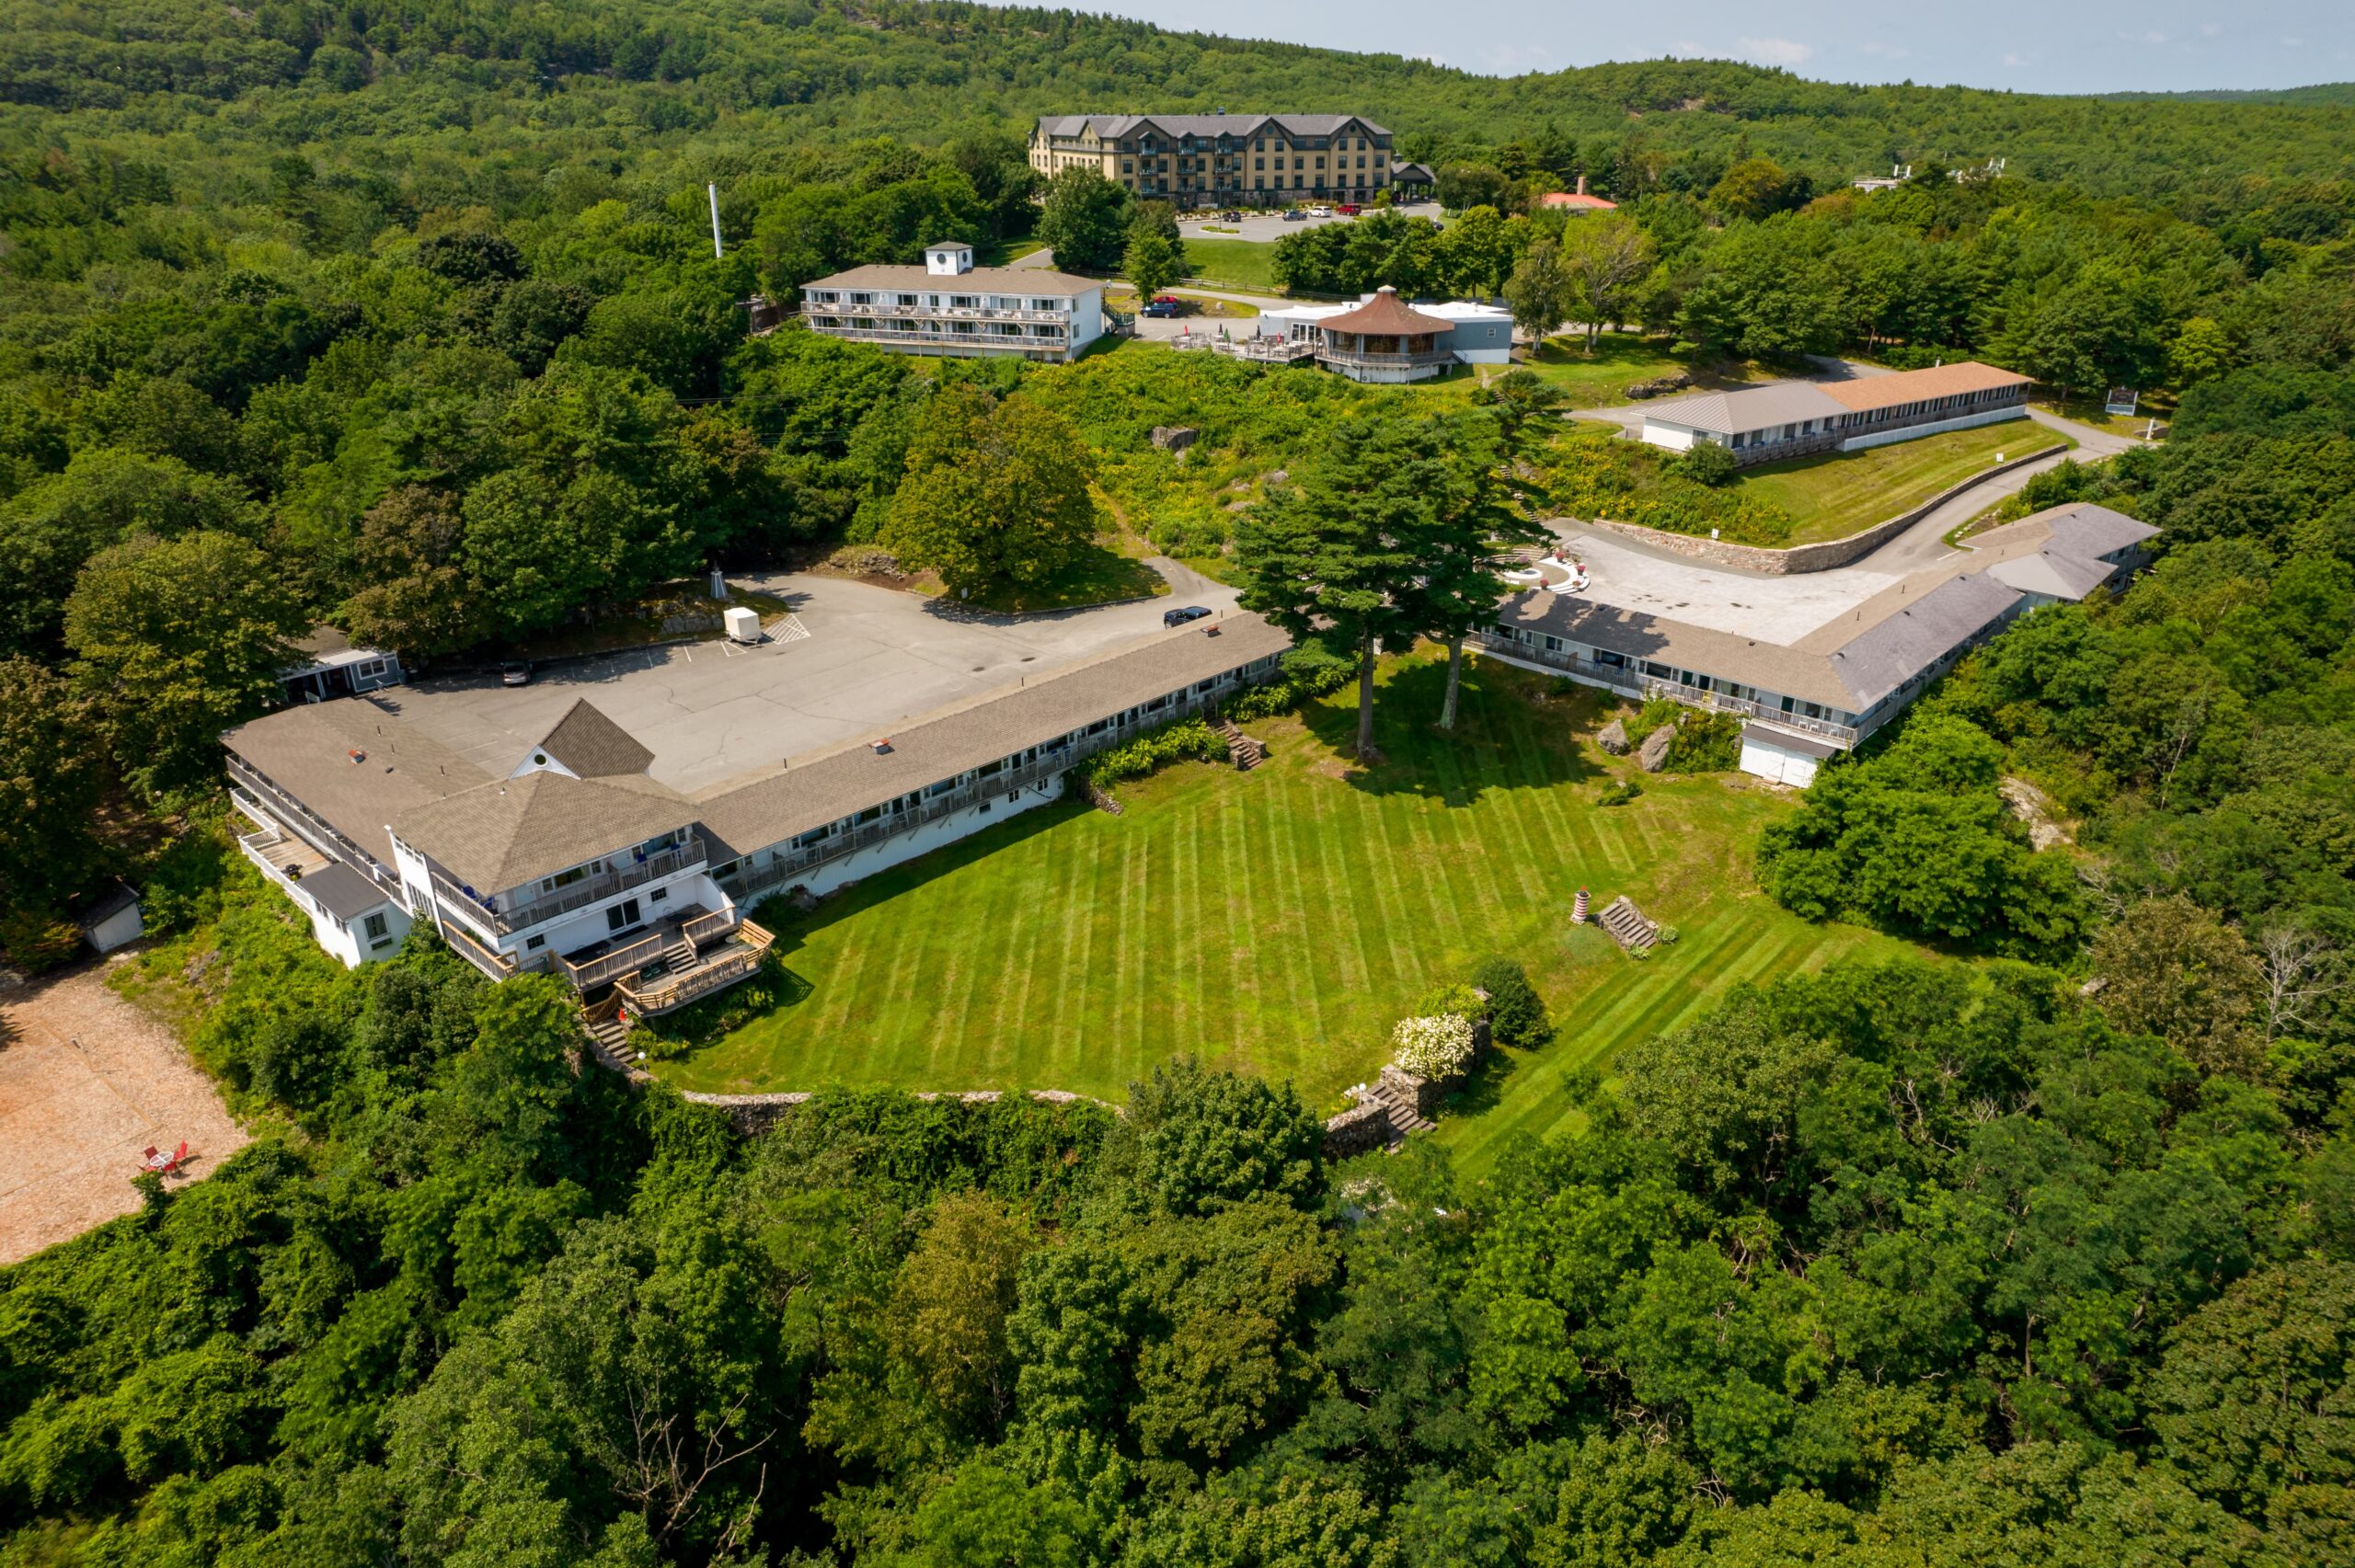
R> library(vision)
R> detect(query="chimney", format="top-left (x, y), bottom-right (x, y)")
top-left (1576, 174), bottom-right (1588, 197)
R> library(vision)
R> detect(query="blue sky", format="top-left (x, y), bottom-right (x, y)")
top-left (1097, 0), bottom-right (2352, 93)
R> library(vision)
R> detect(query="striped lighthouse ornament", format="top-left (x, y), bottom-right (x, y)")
top-left (1571, 887), bottom-right (1591, 924)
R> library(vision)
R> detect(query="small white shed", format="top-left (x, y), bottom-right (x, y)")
top-left (723, 606), bottom-right (764, 644)
top-left (1739, 724), bottom-right (1840, 788)
top-left (81, 882), bottom-right (144, 954)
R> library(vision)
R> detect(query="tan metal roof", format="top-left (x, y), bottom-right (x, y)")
top-left (1037, 113), bottom-right (1389, 141)
top-left (1815, 361), bottom-right (2029, 413)
top-left (393, 772), bottom-right (697, 896)
top-left (805, 263), bottom-right (1101, 296)
top-left (535, 699), bottom-right (653, 778)
top-left (695, 615), bottom-right (1292, 858)
top-left (224, 700), bottom-right (489, 868)
top-left (1638, 382), bottom-right (1847, 437)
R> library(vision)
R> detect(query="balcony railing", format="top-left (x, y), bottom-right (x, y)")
top-left (613, 920), bottom-right (775, 1015)
top-left (1318, 347), bottom-right (1457, 369)
top-left (830, 301), bottom-right (1073, 326)
top-left (815, 325), bottom-right (1074, 353)
top-left (225, 766), bottom-right (403, 898)
top-left (444, 920), bottom-right (519, 979)
top-left (1470, 632), bottom-right (1859, 746)
top-left (429, 840), bottom-right (708, 936)
top-left (564, 927), bottom-right (676, 990)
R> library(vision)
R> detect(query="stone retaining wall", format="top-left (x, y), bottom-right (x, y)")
top-left (1579, 442), bottom-right (2065, 576)
top-left (1322, 1103), bottom-right (1391, 1160)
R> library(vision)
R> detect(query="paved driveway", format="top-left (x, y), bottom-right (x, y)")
top-left (377, 563), bottom-right (1241, 795)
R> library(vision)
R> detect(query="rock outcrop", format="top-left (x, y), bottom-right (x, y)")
top-left (1597, 718), bottom-right (1631, 755)
top-left (1637, 723), bottom-right (1676, 773)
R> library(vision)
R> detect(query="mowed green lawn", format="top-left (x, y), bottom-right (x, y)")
top-left (1178, 237), bottom-right (1281, 293)
top-left (659, 652), bottom-right (1911, 1162)
top-left (1737, 419), bottom-right (2075, 544)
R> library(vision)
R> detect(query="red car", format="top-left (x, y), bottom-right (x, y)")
top-left (1337, 203), bottom-right (1361, 216)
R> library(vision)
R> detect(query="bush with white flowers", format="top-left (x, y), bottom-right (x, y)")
top-left (1391, 1012), bottom-right (1476, 1081)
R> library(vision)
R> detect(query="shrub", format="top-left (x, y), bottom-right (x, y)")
top-left (1664, 711), bottom-right (1742, 772)
top-left (1416, 981), bottom-right (1484, 1018)
top-left (1225, 642), bottom-right (1357, 721)
top-left (1072, 717), bottom-right (1225, 788)
top-left (1674, 441), bottom-right (1739, 486)
top-left (1392, 1013), bottom-right (1477, 1081)
top-left (1598, 778), bottom-right (1642, 807)
top-left (1471, 957), bottom-right (1551, 1049)
top-left (0, 909), bottom-right (84, 974)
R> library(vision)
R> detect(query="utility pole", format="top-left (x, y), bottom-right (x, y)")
top-left (707, 182), bottom-right (723, 259)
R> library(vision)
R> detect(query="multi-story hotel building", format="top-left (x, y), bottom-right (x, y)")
top-left (1029, 114), bottom-right (1398, 207)
top-left (798, 242), bottom-right (1105, 363)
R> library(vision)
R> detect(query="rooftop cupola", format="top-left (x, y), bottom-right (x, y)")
top-left (925, 242), bottom-right (975, 276)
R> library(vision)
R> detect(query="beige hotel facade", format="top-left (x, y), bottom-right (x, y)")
top-left (1028, 114), bottom-right (1430, 208)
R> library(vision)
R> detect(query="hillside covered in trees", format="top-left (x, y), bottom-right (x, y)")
top-left (4, 4), bottom-right (2355, 1564)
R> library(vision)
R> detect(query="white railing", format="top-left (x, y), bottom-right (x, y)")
top-left (431, 840), bottom-right (707, 936)
top-left (224, 761), bottom-right (405, 898)
top-left (832, 302), bottom-right (1072, 326)
top-left (1471, 632), bottom-right (1858, 746)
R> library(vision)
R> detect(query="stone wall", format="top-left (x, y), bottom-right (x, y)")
top-left (1579, 443), bottom-right (2066, 576)
top-left (1322, 1103), bottom-right (1391, 1161)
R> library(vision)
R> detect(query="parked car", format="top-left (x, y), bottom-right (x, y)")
top-left (1219, 210), bottom-right (1244, 222)
top-left (1163, 604), bottom-right (1213, 628)
top-left (1141, 295), bottom-right (1181, 318)
top-left (500, 660), bottom-right (532, 686)
top-left (1308, 205), bottom-right (1332, 217)
top-left (1281, 208), bottom-right (1307, 222)
top-left (1337, 202), bottom-right (1361, 216)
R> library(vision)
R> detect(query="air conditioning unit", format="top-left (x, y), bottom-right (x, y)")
top-left (723, 606), bottom-right (763, 644)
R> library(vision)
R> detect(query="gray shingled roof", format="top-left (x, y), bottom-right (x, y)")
top-left (1037, 113), bottom-right (1389, 140)
top-left (298, 862), bottom-right (393, 921)
top-left (224, 699), bottom-right (490, 869)
top-left (2041, 502), bottom-right (2159, 560)
top-left (1987, 551), bottom-right (2117, 601)
top-left (1495, 591), bottom-right (1860, 709)
top-left (1639, 383), bottom-right (1848, 438)
top-left (393, 773), bottom-right (697, 896)
top-left (535, 699), bottom-right (653, 778)
top-left (695, 615), bottom-right (1292, 858)
top-left (1825, 572), bottom-right (2023, 709)
top-left (803, 263), bottom-right (1100, 296)
top-left (1741, 723), bottom-right (1840, 760)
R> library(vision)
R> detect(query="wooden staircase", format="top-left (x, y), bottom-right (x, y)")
top-left (1213, 716), bottom-right (1266, 772)
top-left (1598, 895), bottom-right (1659, 953)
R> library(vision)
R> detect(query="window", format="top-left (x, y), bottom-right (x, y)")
top-left (526, 933), bottom-right (546, 950)
top-left (649, 886), bottom-right (667, 903)
top-left (606, 898), bottom-right (641, 933)
top-left (540, 864), bottom-right (591, 893)
top-left (792, 826), bottom-right (830, 850)
top-left (363, 911), bottom-right (390, 946)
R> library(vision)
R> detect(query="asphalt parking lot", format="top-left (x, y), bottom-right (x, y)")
top-left (1178, 201), bottom-right (1442, 244)
top-left (372, 565), bottom-right (1242, 795)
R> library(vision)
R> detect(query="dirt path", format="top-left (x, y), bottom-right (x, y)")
top-left (0, 961), bottom-right (248, 1265)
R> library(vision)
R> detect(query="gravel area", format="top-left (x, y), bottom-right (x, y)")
top-left (0, 960), bottom-right (248, 1265)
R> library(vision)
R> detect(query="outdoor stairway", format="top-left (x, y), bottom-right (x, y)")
top-left (1213, 717), bottom-right (1266, 772)
top-left (583, 1011), bottom-right (631, 1065)
top-left (1361, 1076), bottom-right (1435, 1142)
top-left (661, 934), bottom-right (696, 976)
top-left (1599, 895), bottom-right (1660, 953)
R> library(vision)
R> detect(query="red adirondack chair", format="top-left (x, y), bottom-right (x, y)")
top-left (139, 1141), bottom-right (189, 1175)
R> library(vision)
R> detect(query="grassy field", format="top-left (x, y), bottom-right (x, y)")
top-left (1735, 420), bottom-right (2076, 545)
top-left (1506, 333), bottom-right (1759, 409)
top-left (1178, 237), bottom-right (1282, 293)
top-left (657, 651), bottom-right (1909, 1164)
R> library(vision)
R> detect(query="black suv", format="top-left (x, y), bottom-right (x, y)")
top-left (1163, 604), bottom-right (1213, 628)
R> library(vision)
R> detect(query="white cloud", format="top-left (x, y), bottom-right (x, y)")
top-left (2200, 21), bottom-right (2222, 36)
top-left (2002, 52), bottom-right (2032, 67)
top-left (2119, 30), bottom-right (2171, 45)
top-left (1736, 36), bottom-right (1815, 67)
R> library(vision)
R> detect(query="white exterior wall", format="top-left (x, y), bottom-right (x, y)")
top-left (1639, 419), bottom-right (1699, 452)
top-left (1838, 402), bottom-right (2028, 452)
top-left (498, 870), bottom-right (729, 967)
top-left (784, 776), bottom-right (1068, 901)
top-left (86, 904), bottom-right (144, 954)
top-left (1067, 286), bottom-right (1105, 355)
top-left (243, 839), bottom-right (410, 967)
top-left (1739, 738), bottom-right (1822, 788)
